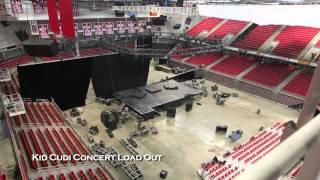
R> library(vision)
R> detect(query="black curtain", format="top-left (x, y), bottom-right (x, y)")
top-left (18, 58), bottom-right (92, 110)
top-left (92, 54), bottom-right (150, 98)
top-left (18, 54), bottom-right (149, 109)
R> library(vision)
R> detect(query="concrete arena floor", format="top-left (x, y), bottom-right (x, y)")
top-left (66, 63), bottom-right (299, 180)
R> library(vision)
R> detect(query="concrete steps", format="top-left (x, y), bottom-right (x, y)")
top-left (205, 55), bottom-right (229, 70)
top-left (258, 25), bottom-right (286, 52)
top-left (236, 61), bottom-right (259, 80)
top-left (204, 19), bottom-right (228, 39)
top-left (227, 22), bottom-right (254, 45)
top-left (274, 70), bottom-right (300, 92)
top-left (298, 31), bottom-right (320, 60)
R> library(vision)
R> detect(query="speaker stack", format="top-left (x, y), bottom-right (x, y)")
top-left (167, 107), bottom-right (176, 118)
top-left (185, 101), bottom-right (193, 112)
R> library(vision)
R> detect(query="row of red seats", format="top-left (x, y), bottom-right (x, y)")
top-left (244, 134), bottom-right (281, 164)
top-left (42, 103), bottom-right (60, 124)
top-left (239, 133), bottom-right (277, 162)
top-left (0, 55), bottom-right (33, 68)
top-left (38, 168), bottom-right (106, 180)
top-left (13, 116), bottom-right (21, 127)
top-left (272, 26), bottom-right (320, 58)
top-left (28, 129), bottom-right (48, 167)
top-left (11, 73), bottom-right (20, 89)
top-left (24, 103), bottom-right (39, 124)
top-left (45, 128), bottom-right (67, 164)
top-left (66, 128), bottom-right (90, 155)
top-left (233, 132), bottom-right (272, 160)
top-left (88, 168), bottom-right (99, 180)
top-left (282, 72), bottom-right (312, 97)
top-left (49, 104), bottom-right (65, 123)
top-left (36, 103), bottom-right (52, 125)
top-left (210, 166), bottom-right (229, 178)
top-left (210, 55), bottom-right (256, 76)
top-left (79, 170), bottom-right (88, 180)
top-left (52, 128), bottom-right (77, 164)
top-left (243, 64), bottom-right (294, 87)
top-left (232, 25), bottom-right (280, 51)
top-left (21, 114), bottom-right (30, 124)
top-left (60, 128), bottom-right (81, 156)
top-left (80, 47), bottom-right (110, 57)
top-left (36, 128), bottom-right (58, 166)
top-left (186, 18), bottom-right (223, 37)
top-left (19, 130), bottom-right (38, 170)
top-left (229, 132), bottom-right (266, 159)
top-left (207, 19), bottom-right (248, 40)
top-left (70, 171), bottom-right (77, 180)
top-left (216, 167), bottom-right (239, 180)
top-left (96, 167), bottom-right (109, 179)
top-left (4, 81), bottom-right (17, 95)
top-left (29, 103), bottom-right (45, 124)
top-left (186, 53), bottom-right (224, 67)
top-left (41, 51), bottom-right (75, 62)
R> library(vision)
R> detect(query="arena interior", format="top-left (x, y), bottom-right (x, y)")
top-left (0, 1), bottom-right (319, 180)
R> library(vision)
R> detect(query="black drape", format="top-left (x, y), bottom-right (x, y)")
top-left (18, 54), bottom-right (149, 109)
top-left (18, 58), bottom-right (92, 110)
top-left (92, 54), bottom-right (150, 98)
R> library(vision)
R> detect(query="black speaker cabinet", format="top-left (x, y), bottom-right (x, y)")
top-left (15, 29), bottom-right (29, 41)
top-left (167, 107), bottom-right (176, 118)
top-left (23, 39), bottom-right (58, 57)
top-left (216, 125), bottom-right (228, 134)
top-left (185, 102), bottom-right (193, 112)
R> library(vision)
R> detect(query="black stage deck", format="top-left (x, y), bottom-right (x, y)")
top-left (114, 80), bottom-right (201, 116)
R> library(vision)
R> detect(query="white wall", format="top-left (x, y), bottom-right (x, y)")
top-left (198, 5), bottom-right (320, 28)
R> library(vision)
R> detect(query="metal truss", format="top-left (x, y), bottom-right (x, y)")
top-left (112, 6), bottom-right (199, 15)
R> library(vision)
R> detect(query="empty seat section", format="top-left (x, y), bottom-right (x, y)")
top-left (282, 72), bottom-right (313, 96)
top-left (52, 128), bottom-right (76, 164)
top-left (243, 64), bottom-right (294, 87)
top-left (207, 19), bottom-right (248, 40)
top-left (37, 128), bottom-right (58, 166)
top-left (186, 53), bottom-right (224, 66)
top-left (45, 128), bottom-right (67, 164)
top-left (232, 25), bottom-right (280, 50)
top-left (48, 104), bottom-right (65, 123)
top-left (24, 103), bottom-right (38, 124)
top-left (28, 129), bottom-right (48, 167)
top-left (66, 128), bottom-right (90, 155)
top-left (30, 103), bottom-right (45, 124)
top-left (272, 26), bottom-right (320, 58)
top-left (42, 103), bottom-right (59, 124)
top-left (0, 55), bottom-right (33, 68)
top-left (59, 128), bottom-right (81, 155)
top-left (210, 55), bottom-right (256, 76)
top-left (19, 130), bottom-right (38, 170)
top-left (186, 18), bottom-right (223, 37)
top-left (36, 103), bottom-right (52, 125)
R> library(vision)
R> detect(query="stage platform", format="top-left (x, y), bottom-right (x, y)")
top-left (114, 80), bottom-right (202, 118)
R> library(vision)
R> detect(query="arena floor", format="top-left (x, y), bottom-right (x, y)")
top-left (65, 62), bottom-right (299, 180)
